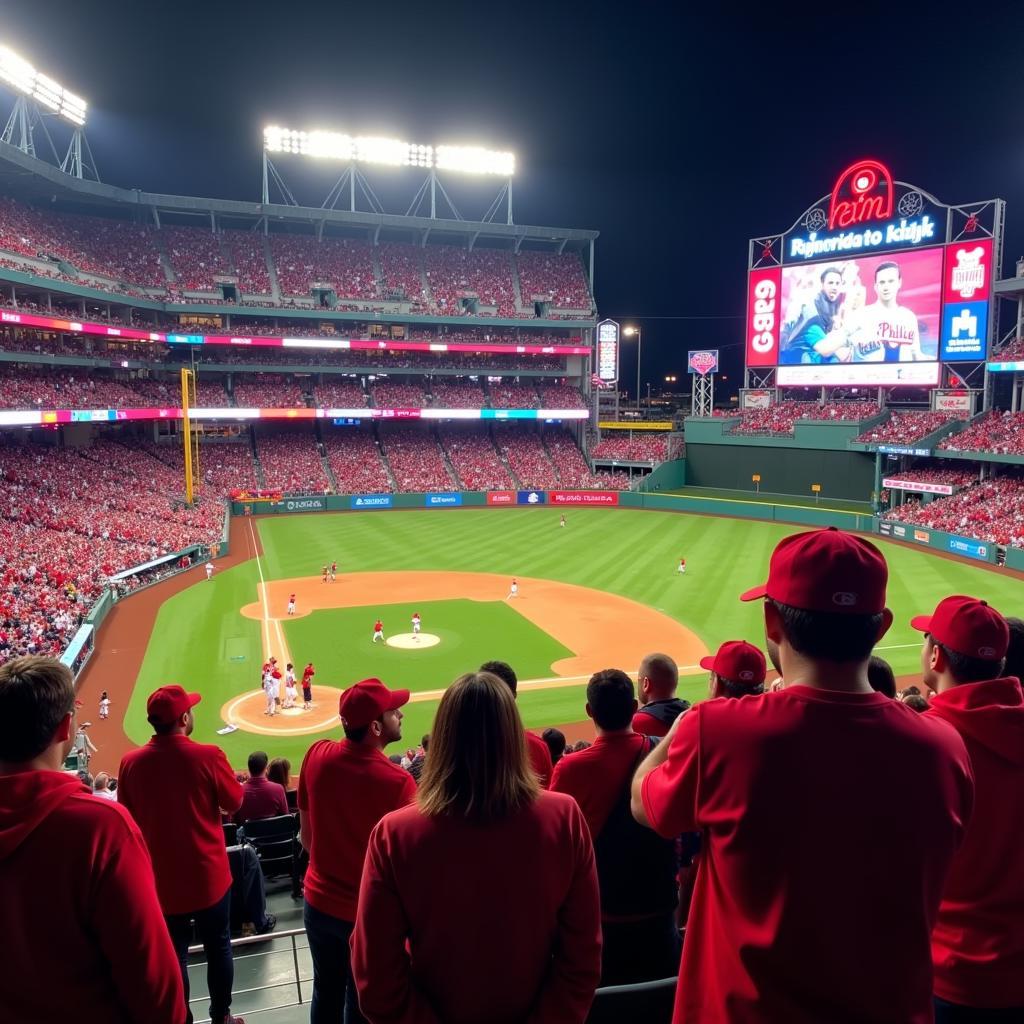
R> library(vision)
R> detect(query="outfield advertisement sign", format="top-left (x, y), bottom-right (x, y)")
top-left (351, 494), bottom-right (393, 509)
top-left (268, 497), bottom-right (326, 512)
top-left (517, 490), bottom-right (546, 505)
top-left (948, 535), bottom-right (989, 561)
top-left (426, 492), bottom-right (463, 507)
top-left (486, 491), bottom-right (516, 505)
top-left (548, 490), bottom-right (621, 506)
top-left (882, 477), bottom-right (955, 496)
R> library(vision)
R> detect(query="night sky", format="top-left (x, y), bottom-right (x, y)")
top-left (3, 0), bottom-right (1024, 397)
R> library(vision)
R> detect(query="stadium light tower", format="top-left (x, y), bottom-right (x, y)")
top-left (0, 43), bottom-right (97, 180)
top-left (623, 325), bottom-right (643, 406)
top-left (261, 125), bottom-right (517, 223)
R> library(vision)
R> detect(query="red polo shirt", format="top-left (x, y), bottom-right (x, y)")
top-left (298, 738), bottom-right (416, 921)
top-left (641, 686), bottom-right (974, 1024)
top-left (550, 730), bottom-right (649, 835)
top-left (118, 733), bottom-right (243, 916)
top-left (0, 771), bottom-right (184, 1023)
top-left (351, 791), bottom-right (601, 1024)
top-left (236, 776), bottom-right (288, 824)
top-left (525, 729), bottom-right (553, 788)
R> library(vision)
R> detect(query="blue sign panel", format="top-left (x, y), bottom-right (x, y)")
top-left (516, 490), bottom-right (546, 505)
top-left (940, 301), bottom-right (988, 361)
top-left (947, 534), bottom-right (989, 562)
top-left (426, 492), bottom-right (463, 507)
top-left (350, 494), bottom-right (393, 509)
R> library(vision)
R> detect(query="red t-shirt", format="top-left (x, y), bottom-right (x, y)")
top-left (641, 686), bottom-right (973, 1024)
top-left (0, 771), bottom-right (184, 1023)
top-left (118, 734), bottom-right (243, 916)
top-left (925, 677), bottom-right (1024, 1008)
top-left (550, 730), bottom-right (649, 835)
top-left (351, 791), bottom-right (601, 1024)
top-left (525, 729), bottom-right (553, 789)
top-left (298, 738), bottom-right (416, 921)
top-left (303, 666), bottom-right (315, 685)
top-left (236, 776), bottom-right (289, 824)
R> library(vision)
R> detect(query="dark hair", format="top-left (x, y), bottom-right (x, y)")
top-left (480, 660), bottom-right (517, 695)
top-left (875, 260), bottom-right (900, 280)
top-left (1004, 617), bottom-right (1024, 681)
top-left (541, 727), bottom-right (566, 765)
top-left (247, 750), bottom-right (269, 776)
top-left (344, 723), bottom-right (371, 742)
top-left (867, 655), bottom-right (897, 698)
top-left (77, 769), bottom-right (94, 787)
top-left (718, 675), bottom-right (765, 697)
top-left (587, 669), bottom-right (636, 730)
top-left (421, 733), bottom-right (430, 751)
top-left (0, 656), bottom-right (76, 763)
top-left (150, 718), bottom-right (177, 736)
top-left (771, 600), bottom-right (884, 663)
top-left (820, 266), bottom-right (842, 283)
top-left (902, 694), bottom-right (929, 713)
top-left (935, 640), bottom-right (1004, 684)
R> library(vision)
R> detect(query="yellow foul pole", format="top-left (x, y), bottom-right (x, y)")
top-left (181, 367), bottom-right (195, 504)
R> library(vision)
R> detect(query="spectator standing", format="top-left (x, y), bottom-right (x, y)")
top-left (351, 671), bottom-right (601, 1023)
top-left (541, 726), bottom-right (567, 767)
top-left (299, 678), bottom-right (416, 1024)
top-left (913, 596), bottom-right (1024, 1021)
top-left (93, 771), bottom-right (117, 800)
top-left (481, 659), bottom-right (553, 786)
top-left (631, 528), bottom-right (974, 1024)
top-left (118, 686), bottom-right (245, 1024)
top-left (550, 668), bottom-right (680, 985)
top-left (0, 656), bottom-right (184, 1024)
top-left (632, 653), bottom-right (690, 737)
top-left (236, 750), bottom-right (288, 824)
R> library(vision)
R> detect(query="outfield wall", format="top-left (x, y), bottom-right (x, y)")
top-left (878, 520), bottom-right (998, 564)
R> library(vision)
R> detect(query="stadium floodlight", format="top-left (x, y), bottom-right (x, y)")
top-left (0, 44), bottom-right (87, 125)
top-left (263, 125), bottom-right (513, 176)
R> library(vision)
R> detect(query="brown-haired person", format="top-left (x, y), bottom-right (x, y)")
top-left (351, 671), bottom-right (601, 1023)
top-left (118, 686), bottom-right (246, 1024)
top-left (912, 596), bottom-right (1024, 1022)
top-left (550, 668), bottom-right (681, 986)
top-left (0, 657), bottom-right (184, 1024)
top-left (631, 528), bottom-right (974, 1024)
top-left (480, 659), bottom-right (553, 786)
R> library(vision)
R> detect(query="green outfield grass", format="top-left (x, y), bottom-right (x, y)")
top-left (126, 508), bottom-right (1023, 766)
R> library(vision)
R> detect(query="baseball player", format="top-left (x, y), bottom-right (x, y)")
top-left (506, 578), bottom-right (519, 599)
top-left (205, 561), bottom-right (214, 580)
top-left (302, 662), bottom-right (315, 710)
top-left (678, 557), bottom-right (686, 575)
top-left (560, 514), bottom-right (566, 528)
top-left (321, 565), bottom-right (328, 584)
top-left (372, 618), bottom-right (385, 643)
top-left (98, 690), bottom-right (111, 720)
top-left (263, 667), bottom-right (280, 716)
top-left (330, 560), bottom-right (338, 582)
top-left (412, 612), bottom-right (422, 640)
top-left (283, 663), bottom-right (298, 708)
top-left (287, 593), bottom-right (296, 616)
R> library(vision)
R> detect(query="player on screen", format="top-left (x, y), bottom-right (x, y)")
top-left (779, 266), bottom-right (849, 365)
top-left (842, 261), bottom-right (926, 363)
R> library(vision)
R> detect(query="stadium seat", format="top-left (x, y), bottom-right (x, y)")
top-left (238, 814), bottom-right (302, 898)
top-left (585, 975), bottom-right (677, 1023)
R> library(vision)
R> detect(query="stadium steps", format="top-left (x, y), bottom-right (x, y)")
top-left (510, 251), bottom-right (527, 314)
top-left (153, 233), bottom-right (176, 286)
top-left (373, 425), bottom-right (400, 490)
top-left (538, 429), bottom-right (568, 485)
top-left (264, 235), bottom-right (282, 304)
top-left (248, 427), bottom-right (267, 489)
top-left (371, 247), bottom-right (385, 297)
top-left (490, 424), bottom-right (523, 488)
top-left (312, 421), bottom-right (339, 491)
top-left (437, 428), bottom-right (465, 488)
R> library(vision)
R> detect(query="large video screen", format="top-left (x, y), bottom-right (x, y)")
top-left (778, 247), bottom-right (943, 367)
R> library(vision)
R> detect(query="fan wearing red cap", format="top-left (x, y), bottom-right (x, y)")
top-left (118, 686), bottom-right (246, 1024)
top-left (912, 596), bottom-right (1024, 1017)
top-left (298, 677), bottom-right (416, 1022)
top-left (700, 640), bottom-right (767, 699)
top-left (630, 528), bottom-right (974, 1024)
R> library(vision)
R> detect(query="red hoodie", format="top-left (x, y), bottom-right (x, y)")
top-left (925, 676), bottom-right (1024, 1008)
top-left (0, 770), bottom-right (184, 1023)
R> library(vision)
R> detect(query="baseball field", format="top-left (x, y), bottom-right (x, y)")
top-left (80, 507), bottom-right (1024, 771)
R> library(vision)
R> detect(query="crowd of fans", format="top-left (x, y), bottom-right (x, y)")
top-left (270, 236), bottom-right (377, 299)
top-left (255, 431), bottom-right (331, 494)
top-left (938, 411), bottom-right (1024, 456)
top-left (538, 383), bottom-right (587, 409)
top-left (494, 425), bottom-right (560, 488)
top-left (991, 337), bottom-right (1024, 362)
top-left (163, 226), bottom-right (232, 291)
top-left (723, 401), bottom-right (880, 436)
top-left (424, 245), bottom-right (517, 316)
top-left (516, 250), bottom-right (594, 309)
top-left (322, 428), bottom-right (392, 493)
top-left (369, 382), bottom-right (427, 409)
top-left (489, 381), bottom-right (540, 408)
top-left (379, 424), bottom-right (455, 491)
top-left (591, 434), bottom-right (670, 462)
top-left (428, 379), bottom-right (484, 408)
top-left (854, 411), bottom-right (962, 445)
top-left (882, 465), bottom-right (978, 489)
top-left (440, 425), bottom-right (514, 490)
top-left (230, 374), bottom-right (307, 409)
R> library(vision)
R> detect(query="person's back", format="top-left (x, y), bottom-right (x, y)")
top-left (236, 751), bottom-right (288, 825)
top-left (633, 652), bottom-right (689, 738)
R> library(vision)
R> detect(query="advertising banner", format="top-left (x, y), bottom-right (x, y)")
top-left (948, 535), bottom-right (989, 561)
top-left (548, 490), bottom-right (621, 506)
top-left (688, 350), bottom-right (719, 374)
top-left (271, 497), bottom-right (327, 512)
top-left (596, 320), bottom-right (620, 383)
top-left (777, 361), bottom-right (940, 387)
top-left (425, 492), bottom-right (463, 507)
top-left (914, 529), bottom-right (931, 544)
top-left (486, 491), bottom-right (516, 505)
top-left (933, 391), bottom-right (973, 414)
top-left (516, 490), bottom-right (546, 505)
top-left (745, 266), bottom-right (782, 367)
top-left (742, 389), bottom-right (773, 409)
top-left (350, 494), bottom-right (393, 509)
top-left (882, 477), bottom-right (955, 496)
top-left (940, 238), bottom-right (992, 362)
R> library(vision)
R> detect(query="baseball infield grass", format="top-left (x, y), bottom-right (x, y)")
top-left (126, 508), bottom-right (1023, 766)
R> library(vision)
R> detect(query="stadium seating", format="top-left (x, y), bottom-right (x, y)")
top-left (728, 401), bottom-right (879, 436)
top-left (882, 466), bottom-right (977, 488)
top-left (489, 382), bottom-right (539, 409)
top-left (322, 428), bottom-right (391, 493)
top-left (991, 337), bottom-right (1024, 361)
top-left (313, 380), bottom-right (367, 408)
top-left (425, 245), bottom-right (517, 316)
top-left (538, 384), bottom-right (588, 409)
top-left (854, 411), bottom-right (961, 445)
top-left (937, 411), bottom-right (1024, 456)
top-left (543, 429), bottom-right (597, 487)
top-left (429, 380), bottom-right (485, 408)
top-left (222, 230), bottom-right (272, 295)
top-left (440, 426), bottom-right (514, 490)
top-left (255, 430), bottom-right (330, 493)
top-left (378, 242), bottom-right (427, 305)
top-left (591, 435), bottom-right (669, 462)
top-left (516, 251), bottom-right (592, 310)
top-left (0, 370), bottom-right (143, 410)
top-left (231, 374), bottom-right (307, 408)
top-left (379, 424), bottom-right (454, 491)
top-left (494, 426), bottom-right (559, 489)
top-left (270, 235), bottom-right (377, 299)
top-left (163, 226), bottom-right (231, 291)
top-left (371, 382), bottom-right (427, 409)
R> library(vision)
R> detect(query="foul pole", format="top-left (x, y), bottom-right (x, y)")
top-left (180, 368), bottom-right (198, 503)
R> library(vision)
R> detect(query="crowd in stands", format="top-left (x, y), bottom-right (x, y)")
top-left (270, 235), bottom-right (377, 299)
top-left (855, 411), bottom-right (962, 445)
top-left (516, 250), bottom-right (593, 309)
top-left (163, 226), bottom-right (232, 291)
top-left (379, 424), bottom-right (454, 491)
top-left (425, 245), bottom-right (517, 317)
top-left (231, 374), bottom-right (307, 408)
top-left (378, 241), bottom-right (427, 305)
top-left (591, 434), bottom-right (670, 462)
top-left (538, 383), bottom-right (587, 409)
top-left (885, 473), bottom-right (1024, 547)
top-left (991, 337), bottom-right (1024, 362)
top-left (0, 369), bottom-right (145, 410)
top-left (495, 425), bottom-right (559, 488)
top-left (544, 428), bottom-right (599, 487)
top-left (312, 379), bottom-right (367, 407)
top-left (489, 381), bottom-right (539, 408)
top-left (938, 411), bottom-right (1024, 456)
top-left (725, 401), bottom-right (879, 436)
top-left (255, 431), bottom-right (330, 494)
top-left (322, 427), bottom-right (392, 493)
top-left (440, 425), bottom-right (514, 490)
top-left (370, 382), bottom-right (427, 409)
top-left (883, 465), bottom-right (978, 489)
top-left (429, 379), bottom-right (484, 408)
top-left (222, 231), bottom-right (272, 295)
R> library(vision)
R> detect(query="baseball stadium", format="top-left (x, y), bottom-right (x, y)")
top-left (1, 22), bottom-right (1023, 1024)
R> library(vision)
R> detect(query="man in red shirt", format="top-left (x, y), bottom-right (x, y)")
top-left (118, 686), bottom-right (246, 1024)
top-left (550, 668), bottom-right (680, 985)
top-left (631, 527), bottom-right (975, 1024)
top-left (299, 677), bottom-right (416, 1024)
top-left (236, 749), bottom-right (288, 824)
top-left (912, 595), bottom-right (1024, 1021)
top-left (0, 656), bottom-right (184, 1024)
top-left (632, 652), bottom-right (690, 737)
top-left (302, 661), bottom-right (315, 710)
top-left (481, 659), bottom-right (552, 786)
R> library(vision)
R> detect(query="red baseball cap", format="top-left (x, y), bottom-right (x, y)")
top-left (147, 685), bottom-right (201, 726)
top-left (911, 595), bottom-right (1009, 662)
top-left (700, 641), bottom-right (767, 686)
top-left (740, 528), bottom-right (887, 615)
top-left (339, 678), bottom-right (410, 728)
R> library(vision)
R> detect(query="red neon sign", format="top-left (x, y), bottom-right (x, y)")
top-left (828, 159), bottom-right (894, 230)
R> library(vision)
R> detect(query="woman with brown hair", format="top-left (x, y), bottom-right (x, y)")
top-left (350, 671), bottom-right (601, 1023)
top-left (266, 756), bottom-right (291, 792)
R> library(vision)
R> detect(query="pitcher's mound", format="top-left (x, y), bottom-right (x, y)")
top-left (386, 632), bottom-right (440, 649)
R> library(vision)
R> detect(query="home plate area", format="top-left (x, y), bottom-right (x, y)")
top-left (386, 632), bottom-right (441, 649)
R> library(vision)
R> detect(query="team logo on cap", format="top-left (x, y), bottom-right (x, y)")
top-left (832, 592), bottom-right (858, 607)
top-left (738, 670), bottom-right (754, 681)
top-left (978, 645), bottom-right (997, 658)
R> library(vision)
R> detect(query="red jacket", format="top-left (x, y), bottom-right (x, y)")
top-left (351, 791), bottom-right (601, 1023)
top-left (925, 676), bottom-right (1024, 1008)
top-left (526, 729), bottom-right (553, 788)
top-left (0, 771), bottom-right (184, 1023)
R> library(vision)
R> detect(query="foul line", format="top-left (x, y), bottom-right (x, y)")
top-left (247, 519), bottom-right (292, 668)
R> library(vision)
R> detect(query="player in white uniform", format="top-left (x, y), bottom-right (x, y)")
top-left (843, 262), bottom-right (926, 363)
top-left (99, 690), bottom-right (111, 720)
top-left (287, 593), bottom-right (296, 616)
top-left (283, 663), bottom-right (298, 708)
top-left (263, 669), bottom-right (279, 716)
top-left (205, 561), bottom-right (214, 580)
top-left (506, 579), bottom-right (519, 599)
top-left (412, 613), bottom-right (421, 640)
